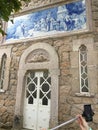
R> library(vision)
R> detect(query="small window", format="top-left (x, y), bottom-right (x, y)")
top-left (0, 54), bottom-right (7, 89)
top-left (79, 45), bottom-right (89, 93)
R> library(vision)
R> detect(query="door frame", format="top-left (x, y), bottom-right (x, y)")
top-left (14, 42), bottom-right (60, 129)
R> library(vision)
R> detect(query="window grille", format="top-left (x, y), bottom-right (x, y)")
top-left (0, 54), bottom-right (7, 89)
top-left (25, 70), bottom-right (51, 105)
top-left (79, 45), bottom-right (89, 93)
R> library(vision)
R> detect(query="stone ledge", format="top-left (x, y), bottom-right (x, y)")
top-left (0, 89), bottom-right (5, 93)
top-left (75, 93), bottom-right (95, 98)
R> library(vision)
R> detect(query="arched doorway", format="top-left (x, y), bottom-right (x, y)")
top-left (15, 42), bottom-right (59, 129)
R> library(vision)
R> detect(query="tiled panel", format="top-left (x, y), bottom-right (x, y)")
top-left (6, 0), bottom-right (86, 41)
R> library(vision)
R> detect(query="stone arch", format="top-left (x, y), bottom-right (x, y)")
top-left (14, 42), bottom-right (59, 129)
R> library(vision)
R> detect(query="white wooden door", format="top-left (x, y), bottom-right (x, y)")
top-left (23, 71), bottom-right (51, 130)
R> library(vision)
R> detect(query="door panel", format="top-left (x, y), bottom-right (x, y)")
top-left (23, 71), bottom-right (51, 130)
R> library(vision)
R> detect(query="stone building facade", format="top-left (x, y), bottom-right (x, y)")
top-left (0, 0), bottom-right (98, 130)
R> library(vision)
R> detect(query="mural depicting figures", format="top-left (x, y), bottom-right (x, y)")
top-left (6, 0), bottom-right (86, 41)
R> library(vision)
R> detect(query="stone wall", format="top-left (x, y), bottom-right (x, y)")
top-left (92, 0), bottom-right (98, 42)
top-left (0, 0), bottom-right (98, 130)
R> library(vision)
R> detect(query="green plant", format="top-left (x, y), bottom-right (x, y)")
top-left (0, 0), bottom-right (30, 35)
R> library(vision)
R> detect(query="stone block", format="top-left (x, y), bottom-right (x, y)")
top-left (70, 52), bottom-right (79, 68)
top-left (87, 51), bottom-right (98, 66)
top-left (93, 112), bottom-right (98, 123)
top-left (93, 12), bottom-right (98, 20)
top-left (88, 68), bottom-right (98, 94)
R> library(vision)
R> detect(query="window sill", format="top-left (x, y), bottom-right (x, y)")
top-left (0, 89), bottom-right (5, 93)
top-left (75, 93), bottom-right (95, 98)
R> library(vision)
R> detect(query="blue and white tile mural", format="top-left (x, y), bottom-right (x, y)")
top-left (6, 0), bottom-right (86, 41)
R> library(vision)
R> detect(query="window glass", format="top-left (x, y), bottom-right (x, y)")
top-left (79, 45), bottom-right (89, 93)
top-left (0, 54), bottom-right (7, 89)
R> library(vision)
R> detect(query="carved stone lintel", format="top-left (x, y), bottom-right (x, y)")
top-left (26, 49), bottom-right (49, 63)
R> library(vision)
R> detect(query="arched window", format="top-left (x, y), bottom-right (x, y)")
top-left (79, 45), bottom-right (89, 93)
top-left (0, 54), bottom-right (7, 89)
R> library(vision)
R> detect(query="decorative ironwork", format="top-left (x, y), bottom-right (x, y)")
top-left (26, 71), bottom-right (51, 105)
